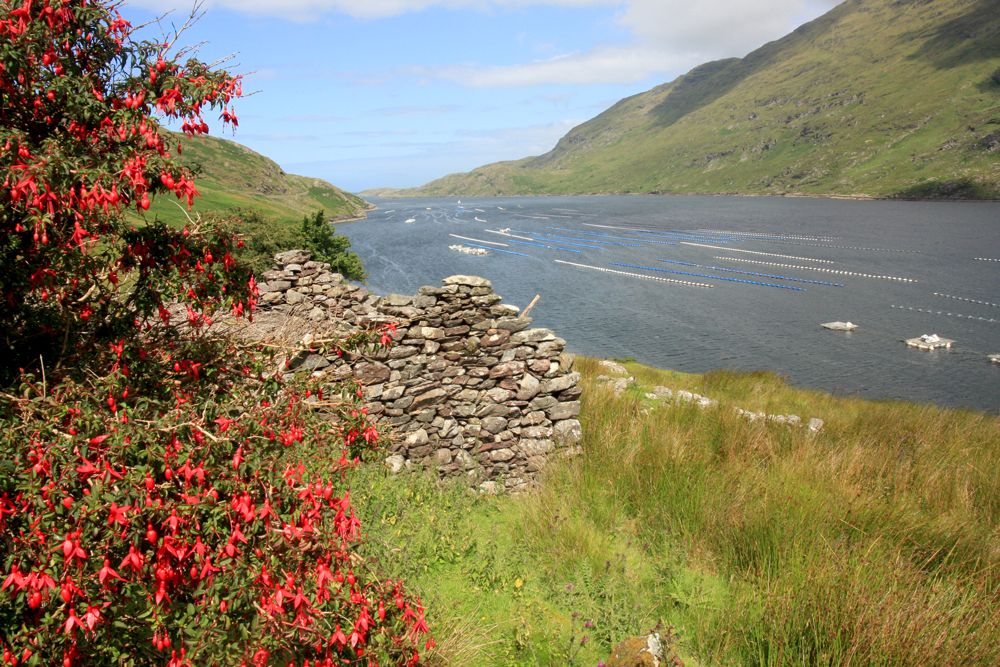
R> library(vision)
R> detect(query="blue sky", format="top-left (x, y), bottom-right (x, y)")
top-left (122, 0), bottom-right (839, 192)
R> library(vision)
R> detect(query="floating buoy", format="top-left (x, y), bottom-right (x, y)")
top-left (890, 305), bottom-right (997, 323)
top-left (554, 259), bottom-right (713, 287)
top-left (933, 293), bottom-right (1000, 308)
top-left (682, 242), bottom-right (836, 264)
top-left (611, 262), bottom-right (806, 291)
top-left (715, 256), bottom-right (917, 282)
top-left (658, 259), bottom-right (843, 287)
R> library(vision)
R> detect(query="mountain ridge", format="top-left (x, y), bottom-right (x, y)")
top-left (148, 133), bottom-right (371, 226)
top-left (390, 0), bottom-right (1000, 200)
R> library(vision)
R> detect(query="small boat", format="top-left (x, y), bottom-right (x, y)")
top-left (822, 321), bottom-right (858, 331)
top-left (989, 353), bottom-right (1000, 364)
top-left (905, 333), bottom-right (954, 350)
top-left (404, 218), bottom-right (416, 224)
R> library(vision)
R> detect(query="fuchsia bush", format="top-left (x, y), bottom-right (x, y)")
top-left (0, 2), bottom-right (432, 664)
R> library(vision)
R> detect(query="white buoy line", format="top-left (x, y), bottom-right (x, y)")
top-left (932, 293), bottom-right (1000, 309)
top-left (681, 242), bottom-right (837, 264)
top-left (974, 257), bottom-right (1000, 262)
top-left (713, 256), bottom-right (918, 282)
top-left (449, 233), bottom-right (509, 247)
top-left (891, 305), bottom-right (998, 324)
top-left (749, 240), bottom-right (922, 253)
top-left (692, 229), bottom-right (839, 242)
top-left (553, 260), bottom-right (714, 288)
top-left (485, 229), bottom-right (534, 241)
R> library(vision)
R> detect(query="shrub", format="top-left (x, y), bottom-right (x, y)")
top-left (0, 2), bottom-right (429, 664)
top-left (0, 0), bottom-right (248, 375)
top-left (302, 211), bottom-right (365, 281)
top-left (0, 329), bottom-right (431, 666)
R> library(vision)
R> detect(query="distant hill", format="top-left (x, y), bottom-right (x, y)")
top-left (404, 0), bottom-right (1000, 199)
top-left (148, 133), bottom-right (371, 226)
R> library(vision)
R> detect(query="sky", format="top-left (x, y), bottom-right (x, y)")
top-left (121, 0), bottom-right (840, 192)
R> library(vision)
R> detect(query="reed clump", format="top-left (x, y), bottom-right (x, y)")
top-left (352, 357), bottom-right (999, 665)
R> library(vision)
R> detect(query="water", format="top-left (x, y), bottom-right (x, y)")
top-left (339, 195), bottom-right (1000, 413)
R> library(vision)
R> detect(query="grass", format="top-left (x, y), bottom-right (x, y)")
top-left (351, 357), bottom-right (1000, 665)
top-left (145, 132), bottom-right (370, 228)
top-left (402, 0), bottom-right (1000, 199)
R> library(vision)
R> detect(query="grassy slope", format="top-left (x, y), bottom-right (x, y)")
top-left (146, 132), bottom-right (370, 227)
top-left (353, 358), bottom-right (999, 666)
top-left (408, 0), bottom-right (1000, 199)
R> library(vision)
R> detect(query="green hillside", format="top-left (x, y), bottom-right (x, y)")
top-left (148, 133), bottom-right (371, 226)
top-left (408, 0), bottom-right (1000, 199)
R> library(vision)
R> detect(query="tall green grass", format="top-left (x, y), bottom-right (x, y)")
top-left (352, 358), bottom-right (999, 665)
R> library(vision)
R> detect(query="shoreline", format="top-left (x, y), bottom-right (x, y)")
top-left (360, 190), bottom-right (1000, 204)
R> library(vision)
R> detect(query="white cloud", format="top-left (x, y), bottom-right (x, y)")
top-left (127, 0), bottom-right (609, 20)
top-left (426, 45), bottom-right (689, 86)
top-left (131, 0), bottom-right (842, 84)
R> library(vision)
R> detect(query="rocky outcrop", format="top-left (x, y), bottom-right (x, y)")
top-left (255, 250), bottom-right (583, 492)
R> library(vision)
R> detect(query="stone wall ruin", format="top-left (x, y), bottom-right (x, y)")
top-left (255, 250), bottom-right (583, 492)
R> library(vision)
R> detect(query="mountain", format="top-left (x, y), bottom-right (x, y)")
top-left (407, 0), bottom-right (1000, 199)
top-left (148, 133), bottom-right (371, 226)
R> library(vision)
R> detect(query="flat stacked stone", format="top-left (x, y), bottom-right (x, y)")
top-left (257, 251), bottom-right (584, 492)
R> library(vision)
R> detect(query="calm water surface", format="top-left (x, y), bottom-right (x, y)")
top-left (340, 195), bottom-right (1000, 412)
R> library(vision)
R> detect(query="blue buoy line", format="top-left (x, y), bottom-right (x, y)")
top-left (547, 228), bottom-right (644, 246)
top-left (556, 228), bottom-right (676, 245)
top-left (681, 242), bottom-right (837, 264)
top-left (511, 231), bottom-right (603, 249)
top-left (657, 259), bottom-right (844, 287)
top-left (503, 238), bottom-right (582, 253)
top-left (583, 223), bottom-right (736, 244)
top-left (611, 262), bottom-right (807, 291)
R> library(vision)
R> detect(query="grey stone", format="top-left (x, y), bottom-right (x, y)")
top-left (384, 455), bottom-right (406, 474)
top-left (521, 439), bottom-right (554, 456)
top-left (411, 388), bottom-right (447, 409)
top-left (529, 395), bottom-right (558, 412)
top-left (274, 250), bottom-right (310, 265)
top-left (553, 419), bottom-right (582, 445)
top-left (490, 361), bottom-right (525, 379)
top-left (547, 401), bottom-right (581, 420)
top-left (808, 417), bottom-right (824, 433)
top-left (404, 429), bottom-right (429, 447)
top-left (482, 416), bottom-right (508, 434)
top-left (488, 448), bottom-right (516, 462)
top-left (262, 279), bottom-right (291, 292)
top-left (494, 317), bottom-right (529, 334)
top-left (443, 275), bottom-right (492, 288)
top-left (511, 328), bottom-right (556, 344)
top-left (521, 410), bottom-right (547, 426)
top-left (540, 372), bottom-right (580, 394)
top-left (355, 361), bottom-right (391, 385)
top-left (383, 293), bottom-right (413, 307)
top-left (598, 359), bottom-right (628, 375)
top-left (285, 289), bottom-right (306, 304)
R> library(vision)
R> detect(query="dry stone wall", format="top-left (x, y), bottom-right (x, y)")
top-left (257, 250), bottom-right (583, 492)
